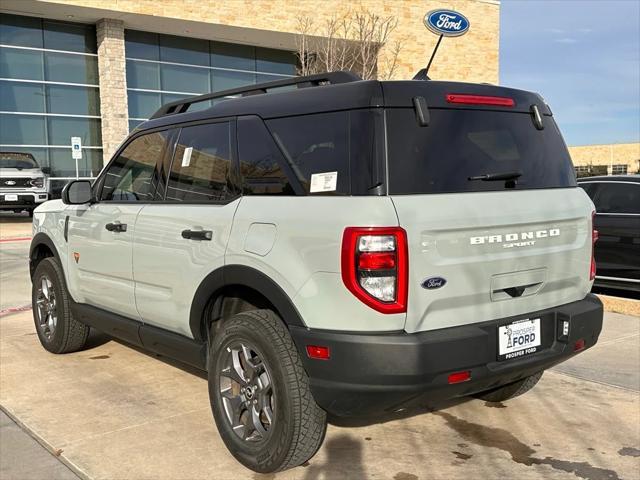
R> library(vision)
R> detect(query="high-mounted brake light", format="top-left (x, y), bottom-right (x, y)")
top-left (446, 94), bottom-right (515, 107)
top-left (590, 210), bottom-right (598, 281)
top-left (341, 227), bottom-right (408, 314)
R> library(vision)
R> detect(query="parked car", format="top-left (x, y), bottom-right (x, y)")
top-left (0, 152), bottom-right (49, 216)
top-left (29, 72), bottom-right (603, 473)
top-left (578, 175), bottom-right (640, 293)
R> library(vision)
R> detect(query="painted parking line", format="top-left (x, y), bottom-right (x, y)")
top-left (0, 237), bottom-right (32, 243)
top-left (0, 304), bottom-right (32, 318)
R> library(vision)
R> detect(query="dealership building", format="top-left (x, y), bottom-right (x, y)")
top-left (8, 1), bottom-right (636, 196)
top-left (0, 0), bottom-right (500, 193)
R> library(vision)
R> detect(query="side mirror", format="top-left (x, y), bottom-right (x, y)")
top-left (41, 166), bottom-right (51, 175)
top-left (62, 180), bottom-right (93, 205)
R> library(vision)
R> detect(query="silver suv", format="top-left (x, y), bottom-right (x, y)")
top-left (29, 72), bottom-right (603, 473)
top-left (0, 152), bottom-right (49, 216)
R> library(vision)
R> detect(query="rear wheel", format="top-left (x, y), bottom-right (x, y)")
top-left (475, 371), bottom-right (543, 403)
top-left (208, 309), bottom-right (326, 473)
top-left (32, 257), bottom-right (89, 353)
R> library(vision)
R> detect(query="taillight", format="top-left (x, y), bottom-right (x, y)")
top-left (446, 93), bottom-right (515, 107)
top-left (341, 227), bottom-right (408, 314)
top-left (590, 211), bottom-right (598, 281)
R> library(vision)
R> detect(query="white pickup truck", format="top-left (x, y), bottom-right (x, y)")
top-left (0, 152), bottom-right (49, 216)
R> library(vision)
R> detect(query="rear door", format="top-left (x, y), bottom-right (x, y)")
top-left (132, 120), bottom-right (240, 337)
top-left (385, 106), bottom-right (594, 333)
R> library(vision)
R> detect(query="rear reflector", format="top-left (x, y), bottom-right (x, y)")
top-left (306, 345), bottom-right (330, 360)
top-left (573, 339), bottom-right (586, 352)
top-left (447, 371), bottom-right (471, 384)
top-left (446, 93), bottom-right (515, 107)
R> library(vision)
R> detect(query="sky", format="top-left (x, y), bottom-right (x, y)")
top-left (500, 0), bottom-right (640, 146)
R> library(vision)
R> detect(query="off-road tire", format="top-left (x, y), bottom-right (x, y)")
top-left (475, 371), bottom-right (544, 403)
top-left (208, 309), bottom-right (327, 473)
top-left (32, 257), bottom-right (89, 354)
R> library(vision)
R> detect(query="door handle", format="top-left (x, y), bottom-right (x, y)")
top-left (105, 222), bottom-right (127, 233)
top-left (181, 229), bottom-right (212, 241)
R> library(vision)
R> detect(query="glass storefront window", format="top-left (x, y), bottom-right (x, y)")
top-left (160, 34), bottom-right (209, 66)
top-left (0, 81), bottom-right (44, 112)
top-left (46, 85), bottom-right (101, 116)
top-left (125, 30), bottom-right (297, 130)
top-left (43, 19), bottom-right (97, 53)
top-left (47, 116), bottom-right (102, 146)
top-left (0, 14), bottom-right (102, 194)
top-left (44, 52), bottom-right (99, 84)
top-left (0, 14), bottom-right (43, 48)
top-left (126, 59), bottom-right (160, 90)
top-left (0, 48), bottom-right (44, 81)
top-left (160, 63), bottom-right (209, 93)
top-left (128, 91), bottom-right (161, 119)
top-left (0, 113), bottom-right (46, 145)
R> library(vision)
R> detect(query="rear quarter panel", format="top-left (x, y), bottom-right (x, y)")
top-left (226, 196), bottom-right (405, 331)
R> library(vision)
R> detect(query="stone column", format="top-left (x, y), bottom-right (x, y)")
top-left (96, 19), bottom-right (129, 165)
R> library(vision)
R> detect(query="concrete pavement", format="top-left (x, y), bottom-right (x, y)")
top-left (1, 308), bottom-right (639, 480)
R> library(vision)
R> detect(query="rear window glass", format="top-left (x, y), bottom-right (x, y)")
top-left (590, 182), bottom-right (640, 214)
top-left (265, 110), bottom-right (378, 195)
top-left (387, 109), bottom-right (576, 194)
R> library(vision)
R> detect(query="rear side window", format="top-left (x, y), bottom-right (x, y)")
top-left (166, 122), bottom-right (237, 202)
top-left (100, 131), bottom-right (167, 201)
top-left (591, 182), bottom-right (640, 214)
top-left (266, 112), bottom-right (350, 195)
top-left (237, 116), bottom-right (296, 195)
top-left (386, 109), bottom-right (576, 194)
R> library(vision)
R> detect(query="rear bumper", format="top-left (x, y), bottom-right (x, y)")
top-left (0, 191), bottom-right (48, 210)
top-left (290, 294), bottom-right (603, 417)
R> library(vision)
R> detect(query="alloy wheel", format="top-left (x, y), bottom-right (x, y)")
top-left (219, 341), bottom-right (275, 442)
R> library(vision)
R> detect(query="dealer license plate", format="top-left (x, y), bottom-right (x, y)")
top-left (3, 194), bottom-right (18, 202)
top-left (498, 318), bottom-right (541, 361)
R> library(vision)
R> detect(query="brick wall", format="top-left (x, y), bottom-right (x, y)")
top-left (46, 0), bottom-right (500, 83)
top-left (96, 19), bottom-right (129, 163)
top-left (568, 143), bottom-right (640, 175)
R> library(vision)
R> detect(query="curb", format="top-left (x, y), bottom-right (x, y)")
top-left (0, 404), bottom-right (90, 480)
top-left (0, 305), bottom-right (32, 318)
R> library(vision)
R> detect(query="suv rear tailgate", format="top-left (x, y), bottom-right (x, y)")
top-left (392, 188), bottom-right (593, 333)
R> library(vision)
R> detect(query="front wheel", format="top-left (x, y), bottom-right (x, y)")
top-left (32, 257), bottom-right (89, 353)
top-left (208, 309), bottom-right (327, 473)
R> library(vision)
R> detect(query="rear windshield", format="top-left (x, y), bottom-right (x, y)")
top-left (0, 153), bottom-right (38, 169)
top-left (386, 109), bottom-right (576, 194)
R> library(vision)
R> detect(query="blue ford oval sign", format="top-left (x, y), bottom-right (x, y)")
top-left (424, 10), bottom-right (470, 37)
top-left (422, 277), bottom-right (447, 290)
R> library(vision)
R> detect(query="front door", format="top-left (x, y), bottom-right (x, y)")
top-left (66, 129), bottom-right (171, 319)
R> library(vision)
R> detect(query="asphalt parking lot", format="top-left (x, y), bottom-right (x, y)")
top-left (1, 213), bottom-right (639, 480)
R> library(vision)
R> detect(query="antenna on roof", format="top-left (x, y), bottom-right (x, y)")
top-left (414, 9), bottom-right (470, 80)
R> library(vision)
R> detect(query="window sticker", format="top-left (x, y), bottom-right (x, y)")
top-left (310, 171), bottom-right (338, 193)
top-left (181, 147), bottom-right (193, 167)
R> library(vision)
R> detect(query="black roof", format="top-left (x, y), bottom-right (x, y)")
top-left (137, 70), bottom-right (551, 133)
top-left (578, 175), bottom-right (640, 183)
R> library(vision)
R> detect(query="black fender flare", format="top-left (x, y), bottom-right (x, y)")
top-left (29, 232), bottom-right (62, 278)
top-left (189, 264), bottom-right (306, 341)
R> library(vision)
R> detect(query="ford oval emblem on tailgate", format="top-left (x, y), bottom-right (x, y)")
top-left (422, 277), bottom-right (447, 290)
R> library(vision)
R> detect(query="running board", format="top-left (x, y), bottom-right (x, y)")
top-left (70, 302), bottom-right (207, 370)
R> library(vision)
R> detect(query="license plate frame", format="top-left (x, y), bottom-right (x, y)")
top-left (3, 194), bottom-right (18, 202)
top-left (497, 317), bottom-right (542, 361)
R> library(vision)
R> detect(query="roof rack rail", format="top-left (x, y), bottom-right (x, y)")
top-left (149, 70), bottom-right (361, 120)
